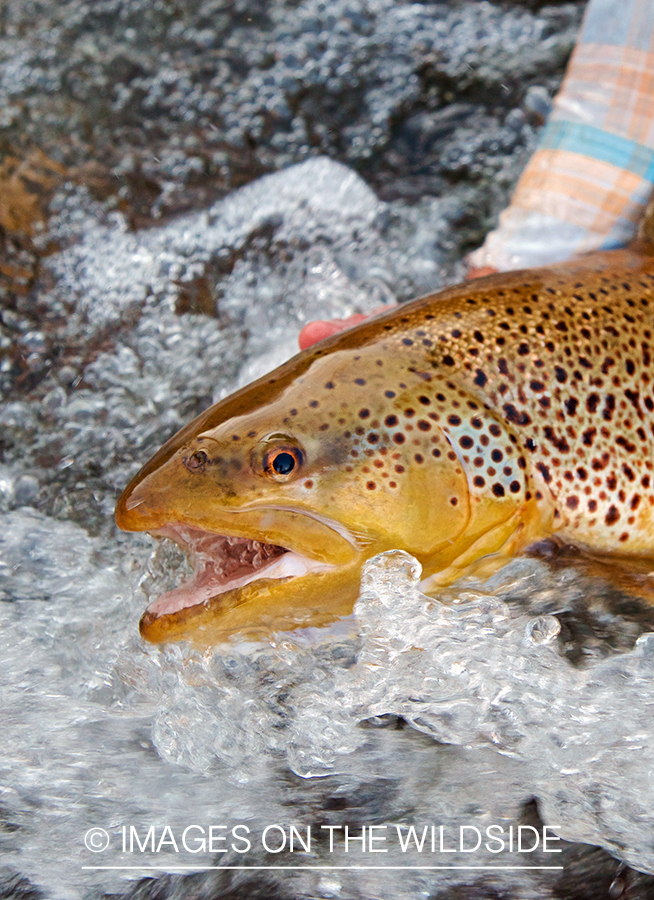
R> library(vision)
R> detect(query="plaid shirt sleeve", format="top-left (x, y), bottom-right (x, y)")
top-left (468, 0), bottom-right (654, 271)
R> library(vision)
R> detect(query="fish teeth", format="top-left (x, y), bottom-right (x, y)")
top-left (166, 526), bottom-right (287, 584)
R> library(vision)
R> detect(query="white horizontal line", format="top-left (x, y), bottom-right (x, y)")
top-left (83, 865), bottom-right (564, 871)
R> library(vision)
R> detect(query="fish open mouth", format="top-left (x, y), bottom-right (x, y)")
top-left (145, 524), bottom-right (334, 620)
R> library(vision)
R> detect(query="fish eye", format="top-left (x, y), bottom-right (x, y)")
top-left (263, 445), bottom-right (303, 480)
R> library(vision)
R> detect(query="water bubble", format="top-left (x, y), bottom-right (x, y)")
top-left (526, 615), bottom-right (561, 645)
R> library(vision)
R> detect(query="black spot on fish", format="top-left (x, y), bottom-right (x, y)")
top-left (503, 404), bottom-right (531, 426)
top-left (605, 505), bottom-right (620, 525)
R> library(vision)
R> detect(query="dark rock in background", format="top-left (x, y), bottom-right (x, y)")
top-left (0, 0), bottom-right (580, 304)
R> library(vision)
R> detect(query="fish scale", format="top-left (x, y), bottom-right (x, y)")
top-left (116, 244), bottom-right (654, 644)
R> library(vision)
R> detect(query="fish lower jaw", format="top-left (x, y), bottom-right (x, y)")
top-left (146, 548), bottom-right (335, 619)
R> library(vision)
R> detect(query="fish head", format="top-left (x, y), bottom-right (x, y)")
top-left (116, 339), bottom-right (474, 645)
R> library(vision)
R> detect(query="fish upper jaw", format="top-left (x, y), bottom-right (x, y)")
top-left (116, 453), bottom-right (362, 568)
top-left (115, 471), bottom-right (165, 532)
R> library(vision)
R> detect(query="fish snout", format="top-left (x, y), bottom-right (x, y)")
top-left (115, 477), bottom-right (165, 532)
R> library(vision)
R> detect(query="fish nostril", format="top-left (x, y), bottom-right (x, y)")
top-left (184, 450), bottom-right (208, 472)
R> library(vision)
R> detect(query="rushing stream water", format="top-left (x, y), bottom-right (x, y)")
top-left (4, 2), bottom-right (654, 898)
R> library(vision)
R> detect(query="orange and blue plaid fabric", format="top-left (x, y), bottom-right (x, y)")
top-left (469, 0), bottom-right (654, 271)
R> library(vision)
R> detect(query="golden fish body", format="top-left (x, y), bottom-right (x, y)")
top-left (116, 246), bottom-right (654, 644)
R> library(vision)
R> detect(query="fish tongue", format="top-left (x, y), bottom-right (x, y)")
top-left (147, 560), bottom-right (228, 617)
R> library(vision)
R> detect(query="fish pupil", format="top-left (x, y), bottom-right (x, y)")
top-left (272, 452), bottom-right (296, 475)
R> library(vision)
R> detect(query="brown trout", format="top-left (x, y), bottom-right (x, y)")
top-left (116, 244), bottom-right (654, 644)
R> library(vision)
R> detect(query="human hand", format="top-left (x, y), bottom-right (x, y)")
top-left (297, 266), bottom-right (497, 350)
